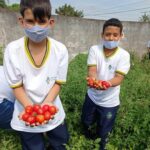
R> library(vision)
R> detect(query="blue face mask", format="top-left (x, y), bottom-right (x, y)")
top-left (103, 40), bottom-right (119, 49)
top-left (25, 25), bottom-right (49, 42)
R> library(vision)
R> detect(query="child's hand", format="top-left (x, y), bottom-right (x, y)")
top-left (86, 77), bottom-right (96, 87)
top-left (101, 81), bottom-right (112, 90)
top-left (86, 77), bottom-right (103, 90)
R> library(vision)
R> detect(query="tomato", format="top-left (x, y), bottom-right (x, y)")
top-left (33, 104), bottom-right (41, 112)
top-left (49, 106), bottom-right (57, 115)
top-left (37, 108), bottom-right (44, 115)
top-left (31, 111), bottom-right (37, 117)
top-left (25, 105), bottom-right (33, 114)
top-left (36, 115), bottom-right (45, 124)
top-left (27, 116), bottom-right (35, 124)
top-left (22, 113), bottom-right (30, 121)
top-left (102, 81), bottom-right (110, 88)
top-left (44, 111), bottom-right (51, 120)
top-left (42, 104), bottom-right (50, 112)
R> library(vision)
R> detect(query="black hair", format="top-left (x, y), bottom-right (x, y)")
top-left (102, 18), bottom-right (123, 34)
top-left (20, 0), bottom-right (51, 20)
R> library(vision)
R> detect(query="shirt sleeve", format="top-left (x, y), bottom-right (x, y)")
top-left (116, 52), bottom-right (130, 76)
top-left (56, 46), bottom-right (68, 85)
top-left (3, 45), bottom-right (23, 88)
top-left (87, 47), bottom-right (97, 66)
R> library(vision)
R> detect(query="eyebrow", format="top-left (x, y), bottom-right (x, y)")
top-left (25, 19), bottom-right (34, 22)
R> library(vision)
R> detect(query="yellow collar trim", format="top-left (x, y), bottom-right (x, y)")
top-left (103, 47), bottom-right (119, 58)
top-left (24, 37), bottom-right (50, 68)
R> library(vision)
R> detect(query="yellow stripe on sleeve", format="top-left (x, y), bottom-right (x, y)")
top-left (87, 64), bottom-right (97, 67)
top-left (56, 80), bottom-right (66, 85)
top-left (10, 83), bottom-right (23, 89)
top-left (115, 70), bottom-right (126, 76)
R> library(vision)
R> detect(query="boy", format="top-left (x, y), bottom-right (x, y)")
top-left (81, 18), bottom-right (130, 150)
top-left (0, 66), bottom-right (15, 129)
top-left (3, 0), bottom-right (69, 150)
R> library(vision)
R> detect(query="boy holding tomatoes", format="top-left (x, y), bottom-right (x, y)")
top-left (81, 18), bottom-right (130, 150)
top-left (3, 0), bottom-right (69, 150)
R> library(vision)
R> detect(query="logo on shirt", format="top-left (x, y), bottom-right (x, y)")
top-left (108, 64), bottom-right (115, 73)
top-left (108, 65), bottom-right (112, 70)
top-left (46, 76), bottom-right (57, 84)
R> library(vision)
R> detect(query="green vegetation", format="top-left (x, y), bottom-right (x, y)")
top-left (7, 3), bottom-right (19, 11)
top-left (0, 53), bottom-right (150, 149)
top-left (55, 4), bottom-right (84, 17)
top-left (0, 0), bottom-right (6, 8)
top-left (139, 13), bottom-right (150, 22)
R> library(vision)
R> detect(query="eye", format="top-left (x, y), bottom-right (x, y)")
top-left (113, 34), bottom-right (119, 37)
top-left (25, 19), bottom-right (34, 24)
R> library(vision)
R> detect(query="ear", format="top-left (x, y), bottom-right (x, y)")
top-left (18, 17), bottom-right (24, 27)
top-left (120, 32), bottom-right (124, 40)
top-left (49, 18), bottom-right (55, 28)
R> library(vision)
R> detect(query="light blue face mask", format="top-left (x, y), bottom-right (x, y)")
top-left (25, 25), bottom-right (49, 42)
top-left (103, 40), bottom-right (119, 49)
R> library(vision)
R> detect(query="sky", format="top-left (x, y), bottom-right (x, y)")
top-left (8, 0), bottom-right (150, 22)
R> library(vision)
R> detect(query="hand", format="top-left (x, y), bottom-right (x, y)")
top-left (101, 81), bottom-right (112, 90)
top-left (86, 77), bottom-right (96, 87)
top-left (41, 102), bottom-right (59, 115)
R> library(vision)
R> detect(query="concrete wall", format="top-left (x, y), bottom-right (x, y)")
top-left (1, 9), bottom-right (150, 59)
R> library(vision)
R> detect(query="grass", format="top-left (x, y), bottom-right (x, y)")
top-left (0, 53), bottom-right (150, 149)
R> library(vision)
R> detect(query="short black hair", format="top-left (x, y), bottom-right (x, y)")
top-left (20, 0), bottom-right (51, 20)
top-left (102, 18), bottom-right (123, 34)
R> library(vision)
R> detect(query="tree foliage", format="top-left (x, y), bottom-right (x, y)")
top-left (7, 3), bottom-right (19, 11)
top-left (0, 0), bottom-right (6, 8)
top-left (55, 4), bottom-right (84, 17)
top-left (139, 13), bottom-right (150, 22)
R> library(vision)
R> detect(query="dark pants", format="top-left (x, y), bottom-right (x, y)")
top-left (81, 93), bottom-right (119, 150)
top-left (0, 99), bottom-right (14, 129)
top-left (18, 122), bottom-right (69, 150)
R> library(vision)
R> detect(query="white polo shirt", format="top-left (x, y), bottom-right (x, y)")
top-left (4, 37), bottom-right (68, 132)
top-left (87, 45), bottom-right (130, 107)
top-left (0, 66), bottom-right (15, 103)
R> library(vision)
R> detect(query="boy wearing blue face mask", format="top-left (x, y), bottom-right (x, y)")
top-left (81, 18), bottom-right (130, 150)
top-left (3, 0), bottom-right (69, 150)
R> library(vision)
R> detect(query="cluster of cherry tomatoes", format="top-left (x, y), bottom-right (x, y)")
top-left (21, 104), bottom-right (57, 127)
top-left (86, 77), bottom-right (111, 90)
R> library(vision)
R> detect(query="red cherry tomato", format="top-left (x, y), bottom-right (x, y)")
top-left (42, 104), bottom-right (50, 112)
top-left (33, 104), bottom-right (41, 112)
top-left (36, 115), bottom-right (45, 124)
top-left (22, 113), bottom-right (30, 121)
top-left (25, 105), bottom-right (33, 114)
top-left (49, 106), bottom-right (57, 115)
top-left (27, 116), bottom-right (35, 124)
top-left (37, 108), bottom-right (44, 115)
top-left (44, 111), bottom-right (51, 120)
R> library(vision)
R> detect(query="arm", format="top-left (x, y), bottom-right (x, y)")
top-left (88, 66), bottom-right (97, 79)
top-left (108, 73), bottom-right (124, 87)
top-left (42, 83), bottom-right (61, 105)
top-left (13, 86), bottom-right (33, 108)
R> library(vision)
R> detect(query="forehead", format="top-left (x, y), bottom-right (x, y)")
top-left (104, 26), bottom-right (121, 34)
top-left (23, 9), bottom-right (34, 19)
top-left (23, 8), bottom-right (49, 20)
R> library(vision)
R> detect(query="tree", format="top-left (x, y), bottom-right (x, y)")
top-left (0, 0), bottom-right (6, 8)
top-left (8, 3), bottom-right (19, 11)
top-left (139, 13), bottom-right (150, 22)
top-left (55, 4), bottom-right (84, 17)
